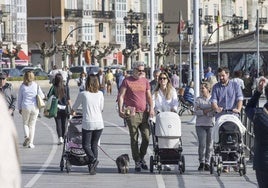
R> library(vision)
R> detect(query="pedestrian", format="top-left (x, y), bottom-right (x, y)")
top-left (118, 61), bottom-right (154, 172)
top-left (115, 69), bottom-right (122, 91)
top-left (0, 72), bottom-right (17, 116)
top-left (71, 72), bottom-right (104, 175)
top-left (210, 67), bottom-right (244, 172)
top-left (183, 81), bottom-right (194, 106)
top-left (204, 66), bottom-right (214, 81)
top-left (242, 71), bottom-right (254, 105)
top-left (0, 95), bottom-right (21, 187)
top-left (150, 69), bottom-right (161, 93)
top-left (17, 71), bottom-right (45, 148)
top-left (171, 70), bottom-right (180, 91)
top-left (47, 73), bottom-right (71, 145)
top-left (231, 70), bottom-right (245, 90)
top-left (105, 68), bottom-right (114, 95)
top-left (195, 82), bottom-right (214, 171)
top-left (48, 65), bottom-right (60, 84)
top-left (98, 68), bottom-right (106, 93)
top-left (152, 71), bottom-right (178, 171)
top-left (76, 71), bottom-right (87, 92)
top-left (245, 77), bottom-right (268, 188)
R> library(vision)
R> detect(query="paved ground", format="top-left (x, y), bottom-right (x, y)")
top-left (10, 80), bottom-right (258, 188)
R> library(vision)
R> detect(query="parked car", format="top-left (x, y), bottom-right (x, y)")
top-left (69, 65), bottom-right (99, 75)
top-left (1, 68), bottom-right (22, 78)
top-left (20, 66), bottom-right (47, 77)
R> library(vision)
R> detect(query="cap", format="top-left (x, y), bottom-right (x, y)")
top-left (0, 72), bottom-right (7, 79)
top-left (244, 71), bottom-right (250, 75)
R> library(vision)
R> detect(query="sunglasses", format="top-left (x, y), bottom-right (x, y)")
top-left (136, 69), bottom-right (145, 73)
top-left (159, 77), bottom-right (167, 80)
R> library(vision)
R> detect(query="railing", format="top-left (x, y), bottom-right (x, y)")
top-left (240, 106), bottom-right (254, 160)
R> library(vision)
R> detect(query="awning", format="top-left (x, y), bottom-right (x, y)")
top-left (18, 51), bottom-right (29, 61)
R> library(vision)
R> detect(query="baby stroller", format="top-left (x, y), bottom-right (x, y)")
top-left (149, 112), bottom-right (185, 174)
top-left (210, 114), bottom-right (247, 176)
top-left (60, 114), bottom-right (90, 173)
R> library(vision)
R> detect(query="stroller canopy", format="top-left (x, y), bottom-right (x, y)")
top-left (212, 114), bottom-right (246, 143)
top-left (155, 112), bottom-right (181, 137)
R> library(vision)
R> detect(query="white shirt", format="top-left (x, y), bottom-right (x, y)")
top-left (72, 91), bottom-right (104, 130)
top-left (152, 87), bottom-right (178, 112)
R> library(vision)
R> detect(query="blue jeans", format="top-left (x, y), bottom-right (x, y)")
top-left (196, 126), bottom-right (213, 164)
top-left (82, 129), bottom-right (103, 163)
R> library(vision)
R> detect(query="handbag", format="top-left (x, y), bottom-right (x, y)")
top-left (36, 85), bottom-right (45, 109)
top-left (44, 95), bottom-right (58, 118)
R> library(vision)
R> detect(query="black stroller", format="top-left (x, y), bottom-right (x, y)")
top-left (210, 114), bottom-right (247, 176)
top-left (60, 114), bottom-right (90, 173)
top-left (149, 112), bottom-right (185, 174)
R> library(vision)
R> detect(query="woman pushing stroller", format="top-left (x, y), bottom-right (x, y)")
top-left (152, 71), bottom-right (179, 171)
top-left (71, 71), bottom-right (104, 175)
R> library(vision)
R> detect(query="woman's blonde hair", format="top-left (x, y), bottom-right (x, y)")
top-left (23, 71), bottom-right (35, 85)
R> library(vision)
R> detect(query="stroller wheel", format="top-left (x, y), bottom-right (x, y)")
top-left (150, 156), bottom-right (154, 173)
top-left (210, 157), bottom-right (214, 174)
top-left (178, 109), bottom-right (183, 116)
top-left (65, 160), bottom-right (71, 173)
top-left (180, 155), bottom-right (185, 173)
top-left (60, 158), bottom-right (64, 171)
top-left (242, 157), bottom-right (246, 175)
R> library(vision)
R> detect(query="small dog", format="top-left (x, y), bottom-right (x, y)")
top-left (116, 154), bottom-right (130, 174)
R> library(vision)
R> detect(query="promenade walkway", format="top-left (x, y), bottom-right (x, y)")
top-left (10, 80), bottom-right (258, 188)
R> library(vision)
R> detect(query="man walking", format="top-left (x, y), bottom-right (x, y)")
top-left (118, 61), bottom-right (154, 172)
top-left (0, 72), bottom-right (17, 116)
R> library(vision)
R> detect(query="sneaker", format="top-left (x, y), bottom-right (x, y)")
top-left (204, 164), bottom-right (210, 171)
top-left (198, 163), bottom-right (204, 171)
top-left (89, 159), bottom-right (99, 175)
top-left (58, 137), bottom-right (64, 145)
top-left (23, 137), bottom-right (30, 147)
top-left (135, 161), bottom-right (141, 172)
top-left (140, 159), bottom-right (148, 170)
top-left (28, 143), bottom-right (35, 148)
top-left (163, 165), bottom-right (171, 171)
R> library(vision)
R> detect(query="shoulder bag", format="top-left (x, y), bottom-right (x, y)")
top-left (36, 85), bottom-right (45, 109)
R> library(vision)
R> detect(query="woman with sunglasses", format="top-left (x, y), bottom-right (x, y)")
top-left (152, 72), bottom-right (179, 171)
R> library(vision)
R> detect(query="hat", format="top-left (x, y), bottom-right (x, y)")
top-left (244, 71), bottom-right (250, 75)
top-left (0, 72), bottom-right (7, 79)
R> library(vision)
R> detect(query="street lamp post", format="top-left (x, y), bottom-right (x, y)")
top-left (44, 17), bottom-right (62, 67)
top-left (156, 24), bottom-right (170, 66)
top-left (124, 9), bottom-right (140, 70)
top-left (156, 24), bottom-right (170, 43)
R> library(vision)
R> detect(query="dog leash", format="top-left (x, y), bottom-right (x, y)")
top-left (98, 145), bottom-right (116, 162)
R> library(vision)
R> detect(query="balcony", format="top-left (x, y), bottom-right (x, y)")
top-left (144, 13), bottom-right (163, 22)
top-left (2, 33), bottom-right (16, 42)
top-left (64, 9), bottom-right (83, 20)
top-left (204, 15), bottom-right (214, 24)
top-left (259, 17), bottom-right (267, 25)
top-left (91, 10), bottom-right (115, 19)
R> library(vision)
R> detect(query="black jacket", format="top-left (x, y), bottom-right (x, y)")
top-left (0, 83), bottom-right (16, 112)
top-left (245, 91), bottom-right (268, 172)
